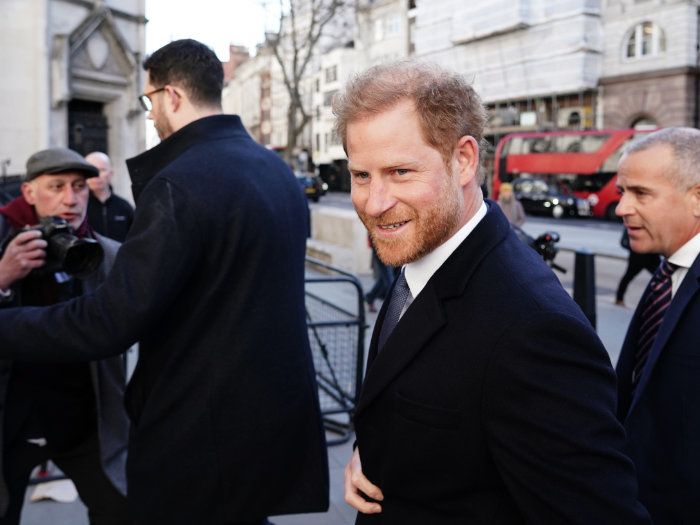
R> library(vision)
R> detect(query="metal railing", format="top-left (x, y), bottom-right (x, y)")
top-left (305, 257), bottom-right (366, 446)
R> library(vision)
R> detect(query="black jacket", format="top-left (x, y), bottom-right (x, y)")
top-left (87, 191), bottom-right (134, 242)
top-left (0, 115), bottom-right (329, 524)
top-left (617, 250), bottom-right (700, 524)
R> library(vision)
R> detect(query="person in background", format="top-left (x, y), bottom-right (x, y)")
top-left (364, 235), bottom-right (395, 313)
top-left (336, 60), bottom-right (649, 524)
top-left (85, 152), bottom-right (134, 242)
top-left (0, 147), bottom-right (128, 525)
top-left (615, 228), bottom-right (660, 307)
top-left (615, 127), bottom-right (700, 524)
top-left (496, 182), bottom-right (525, 227)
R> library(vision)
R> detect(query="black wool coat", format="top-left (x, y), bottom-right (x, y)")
top-left (0, 115), bottom-right (329, 524)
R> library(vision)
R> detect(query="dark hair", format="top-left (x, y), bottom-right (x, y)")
top-left (143, 39), bottom-right (223, 108)
top-left (333, 60), bottom-right (488, 181)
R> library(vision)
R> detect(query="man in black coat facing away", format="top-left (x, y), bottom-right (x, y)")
top-left (337, 61), bottom-right (649, 524)
top-left (0, 39), bottom-right (328, 525)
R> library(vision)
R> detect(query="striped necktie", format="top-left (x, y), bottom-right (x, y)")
top-left (632, 259), bottom-right (677, 386)
top-left (378, 269), bottom-right (412, 351)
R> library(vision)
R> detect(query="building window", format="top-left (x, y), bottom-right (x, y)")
top-left (625, 21), bottom-right (666, 59)
top-left (323, 90), bottom-right (337, 107)
top-left (325, 65), bottom-right (338, 83)
top-left (374, 18), bottom-right (384, 41)
top-left (385, 15), bottom-right (401, 37)
top-left (632, 116), bottom-right (657, 130)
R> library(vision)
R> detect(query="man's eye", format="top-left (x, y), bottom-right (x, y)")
top-left (353, 172), bottom-right (370, 180)
top-left (395, 168), bottom-right (409, 176)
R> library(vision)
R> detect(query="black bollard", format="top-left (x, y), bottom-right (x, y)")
top-left (573, 249), bottom-right (596, 330)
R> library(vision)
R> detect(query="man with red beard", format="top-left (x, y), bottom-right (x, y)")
top-left (614, 127), bottom-right (700, 524)
top-left (336, 62), bottom-right (650, 524)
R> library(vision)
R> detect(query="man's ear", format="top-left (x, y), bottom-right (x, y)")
top-left (165, 85), bottom-right (181, 112)
top-left (690, 183), bottom-right (700, 217)
top-left (454, 135), bottom-right (479, 187)
top-left (21, 182), bottom-right (36, 205)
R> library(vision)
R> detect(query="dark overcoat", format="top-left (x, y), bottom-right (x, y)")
top-left (616, 250), bottom-right (700, 524)
top-left (354, 203), bottom-right (650, 524)
top-left (0, 115), bottom-right (329, 524)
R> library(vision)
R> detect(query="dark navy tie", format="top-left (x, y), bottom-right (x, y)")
top-left (378, 269), bottom-right (412, 350)
top-left (632, 259), bottom-right (677, 386)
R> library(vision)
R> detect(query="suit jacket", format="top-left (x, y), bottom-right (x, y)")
top-left (0, 221), bottom-right (128, 514)
top-left (616, 250), bottom-right (700, 524)
top-left (0, 115), bottom-right (328, 524)
top-left (354, 203), bottom-right (649, 524)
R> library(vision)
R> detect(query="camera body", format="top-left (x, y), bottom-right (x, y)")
top-left (24, 216), bottom-right (103, 278)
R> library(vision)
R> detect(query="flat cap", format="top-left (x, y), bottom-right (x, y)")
top-left (25, 147), bottom-right (98, 181)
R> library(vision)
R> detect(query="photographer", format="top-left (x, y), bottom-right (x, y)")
top-left (0, 148), bottom-right (128, 525)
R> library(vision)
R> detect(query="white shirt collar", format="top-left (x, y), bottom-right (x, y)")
top-left (667, 232), bottom-right (700, 296)
top-left (668, 232), bottom-right (700, 270)
top-left (404, 202), bottom-right (488, 300)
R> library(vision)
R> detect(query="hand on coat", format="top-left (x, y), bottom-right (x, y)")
top-left (344, 447), bottom-right (383, 514)
top-left (0, 230), bottom-right (46, 290)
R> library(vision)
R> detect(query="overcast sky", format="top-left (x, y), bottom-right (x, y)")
top-left (145, 0), bottom-right (280, 60)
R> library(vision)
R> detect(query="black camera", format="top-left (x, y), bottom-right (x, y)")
top-left (24, 216), bottom-right (104, 278)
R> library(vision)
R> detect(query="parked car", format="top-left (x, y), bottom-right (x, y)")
top-left (512, 177), bottom-right (591, 219)
top-left (295, 171), bottom-right (328, 202)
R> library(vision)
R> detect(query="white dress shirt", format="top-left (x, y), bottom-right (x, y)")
top-left (403, 202), bottom-right (488, 301)
top-left (668, 232), bottom-right (700, 297)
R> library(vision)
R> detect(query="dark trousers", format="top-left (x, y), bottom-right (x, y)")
top-left (365, 250), bottom-right (395, 304)
top-left (616, 251), bottom-right (661, 302)
top-left (1, 431), bottom-right (128, 525)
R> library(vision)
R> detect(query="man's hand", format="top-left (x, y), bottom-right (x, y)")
top-left (344, 447), bottom-right (383, 514)
top-left (0, 230), bottom-right (47, 290)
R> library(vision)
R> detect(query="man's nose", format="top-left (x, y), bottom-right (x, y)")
top-left (364, 177), bottom-right (395, 217)
top-left (62, 187), bottom-right (79, 205)
top-left (615, 193), bottom-right (631, 217)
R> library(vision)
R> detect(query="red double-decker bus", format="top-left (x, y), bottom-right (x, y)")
top-left (492, 129), bottom-right (653, 219)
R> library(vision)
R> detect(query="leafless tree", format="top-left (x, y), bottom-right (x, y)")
top-left (265, 0), bottom-right (350, 164)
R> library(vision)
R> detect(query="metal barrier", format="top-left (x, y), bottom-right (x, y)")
top-left (305, 257), bottom-right (366, 446)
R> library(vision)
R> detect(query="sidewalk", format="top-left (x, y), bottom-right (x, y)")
top-left (20, 265), bottom-right (644, 525)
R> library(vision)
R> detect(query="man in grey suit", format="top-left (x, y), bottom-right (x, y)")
top-left (615, 127), bottom-right (700, 524)
top-left (0, 147), bottom-right (128, 525)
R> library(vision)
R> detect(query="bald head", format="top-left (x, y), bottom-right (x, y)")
top-left (85, 151), bottom-right (113, 200)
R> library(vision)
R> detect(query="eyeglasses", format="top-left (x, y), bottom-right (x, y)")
top-left (138, 87), bottom-right (166, 112)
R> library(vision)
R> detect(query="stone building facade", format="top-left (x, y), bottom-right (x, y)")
top-left (0, 0), bottom-right (146, 200)
top-left (600, 0), bottom-right (700, 129)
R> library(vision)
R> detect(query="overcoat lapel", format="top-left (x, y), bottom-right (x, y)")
top-left (356, 284), bottom-right (446, 415)
top-left (355, 201), bottom-right (511, 416)
top-left (627, 253), bottom-right (700, 419)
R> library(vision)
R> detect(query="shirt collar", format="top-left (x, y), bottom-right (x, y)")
top-left (668, 232), bottom-right (700, 270)
top-left (404, 201), bottom-right (487, 300)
